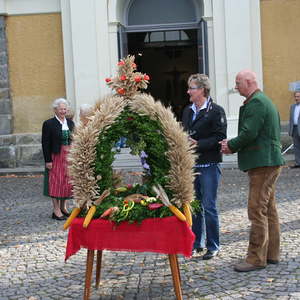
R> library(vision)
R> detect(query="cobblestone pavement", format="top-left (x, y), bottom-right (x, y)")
top-left (0, 166), bottom-right (300, 300)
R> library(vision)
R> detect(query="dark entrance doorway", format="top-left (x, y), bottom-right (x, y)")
top-left (120, 0), bottom-right (207, 120)
top-left (127, 29), bottom-right (198, 120)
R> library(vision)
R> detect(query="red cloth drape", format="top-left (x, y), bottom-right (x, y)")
top-left (65, 216), bottom-right (195, 261)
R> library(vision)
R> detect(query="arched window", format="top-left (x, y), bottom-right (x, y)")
top-left (127, 0), bottom-right (202, 25)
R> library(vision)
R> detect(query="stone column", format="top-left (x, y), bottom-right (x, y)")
top-left (0, 15), bottom-right (12, 135)
top-left (211, 0), bottom-right (262, 138)
top-left (60, 0), bottom-right (112, 115)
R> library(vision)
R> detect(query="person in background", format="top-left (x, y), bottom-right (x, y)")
top-left (115, 137), bottom-right (127, 152)
top-left (79, 103), bottom-right (93, 126)
top-left (288, 91), bottom-right (300, 168)
top-left (220, 70), bottom-right (284, 272)
top-left (66, 107), bottom-right (75, 121)
top-left (182, 73), bottom-right (227, 260)
top-left (42, 98), bottom-right (75, 221)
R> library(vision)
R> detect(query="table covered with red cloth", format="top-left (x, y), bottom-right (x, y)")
top-left (65, 216), bottom-right (195, 261)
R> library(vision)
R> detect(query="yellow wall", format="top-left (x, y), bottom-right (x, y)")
top-left (6, 14), bottom-right (66, 133)
top-left (260, 0), bottom-right (300, 121)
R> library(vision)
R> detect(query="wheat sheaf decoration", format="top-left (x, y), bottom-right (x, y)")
top-left (66, 55), bottom-right (196, 227)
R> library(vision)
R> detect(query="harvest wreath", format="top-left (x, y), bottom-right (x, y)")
top-left (64, 56), bottom-right (196, 229)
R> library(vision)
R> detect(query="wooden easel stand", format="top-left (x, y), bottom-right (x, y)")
top-left (83, 250), bottom-right (183, 300)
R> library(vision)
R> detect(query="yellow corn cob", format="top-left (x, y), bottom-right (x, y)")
top-left (169, 205), bottom-right (187, 222)
top-left (183, 203), bottom-right (192, 227)
top-left (63, 207), bottom-right (81, 230)
top-left (83, 205), bottom-right (97, 228)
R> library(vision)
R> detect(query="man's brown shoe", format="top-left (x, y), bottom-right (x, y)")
top-left (234, 261), bottom-right (265, 272)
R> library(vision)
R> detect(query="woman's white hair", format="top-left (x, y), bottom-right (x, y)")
top-left (79, 103), bottom-right (93, 116)
top-left (52, 98), bottom-right (69, 109)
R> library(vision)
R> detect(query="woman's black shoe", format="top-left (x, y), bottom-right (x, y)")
top-left (61, 210), bottom-right (71, 217)
top-left (52, 213), bottom-right (66, 221)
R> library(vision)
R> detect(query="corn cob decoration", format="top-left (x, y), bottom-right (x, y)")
top-left (82, 189), bottom-right (111, 228)
top-left (83, 205), bottom-right (96, 228)
top-left (152, 184), bottom-right (186, 222)
top-left (63, 207), bottom-right (81, 230)
top-left (183, 203), bottom-right (192, 227)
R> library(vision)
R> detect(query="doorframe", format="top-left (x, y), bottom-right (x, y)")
top-left (118, 20), bottom-right (209, 75)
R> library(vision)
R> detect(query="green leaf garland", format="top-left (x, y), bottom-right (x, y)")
top-left (94, 107), bottom-right (172, 197)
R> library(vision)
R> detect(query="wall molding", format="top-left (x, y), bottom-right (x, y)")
top-left (0, 0), bottom-right (61, 15)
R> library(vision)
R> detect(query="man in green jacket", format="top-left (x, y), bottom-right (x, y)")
top-left (220, 70), bottom-right (284, 272)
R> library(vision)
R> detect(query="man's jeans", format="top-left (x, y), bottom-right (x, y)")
top-left (192, 164), bottom-right (221, 251)
top-left (246, 166), bottom-right (282, 266)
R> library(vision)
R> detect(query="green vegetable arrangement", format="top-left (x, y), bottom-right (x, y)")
top-left (84, 107), bottom-right (175, 224)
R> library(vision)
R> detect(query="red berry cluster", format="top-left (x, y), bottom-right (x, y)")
top-left (104, 55), bottom-right (150, 97)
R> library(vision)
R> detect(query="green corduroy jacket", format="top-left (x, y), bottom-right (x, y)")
top-left (228, 90), bottom-right (284, 171)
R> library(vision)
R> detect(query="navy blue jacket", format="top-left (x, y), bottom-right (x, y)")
top-left (182, 99), bottom-right (227, 164)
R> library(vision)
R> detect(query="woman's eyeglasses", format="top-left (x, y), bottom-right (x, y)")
top-left (187, 87), bottom-right (200, 90)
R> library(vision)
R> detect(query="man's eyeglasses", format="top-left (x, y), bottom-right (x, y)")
top-left (187, 87), bottom-right (200, 90)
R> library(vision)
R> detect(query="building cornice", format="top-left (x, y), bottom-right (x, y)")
top-left (0, 0), bottom-right (61, 15)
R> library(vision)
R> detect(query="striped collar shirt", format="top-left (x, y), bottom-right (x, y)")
top-left (191, 98), bottom-right (209, 121)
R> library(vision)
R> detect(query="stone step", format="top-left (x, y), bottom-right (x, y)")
top-left (112, 148), bottom-right (142, 171)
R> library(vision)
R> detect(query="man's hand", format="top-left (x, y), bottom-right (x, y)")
top-left (46, 162), bottom-right (53, 170)
top-left (219, 139), bottom-right (232, 154)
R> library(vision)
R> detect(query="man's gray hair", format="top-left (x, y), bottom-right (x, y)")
top-left (52, 98), bottom-right (69, 109)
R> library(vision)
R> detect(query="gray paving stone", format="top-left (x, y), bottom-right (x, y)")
top-left (1, 167), bottom-right (300, 299)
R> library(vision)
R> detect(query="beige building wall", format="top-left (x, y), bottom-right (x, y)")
top-left (260, 0), bottom-right (300, 121)
top-left (6, 13), bottom-right (66, 133)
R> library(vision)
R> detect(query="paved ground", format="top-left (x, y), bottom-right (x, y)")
top-left (0, 165), bottom-right (300, 300)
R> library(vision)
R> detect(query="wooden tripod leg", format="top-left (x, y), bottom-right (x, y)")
top-left (168, 254), bottom-right (183, 300)
top-left (84, 249), bottom-right (95, 300)
top-left (95, 250), bottom-right (103, 289)
top-left (175, 254), bottom-right (181, 282)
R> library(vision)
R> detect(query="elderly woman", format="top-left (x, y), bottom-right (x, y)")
top-left (182, 74), bottom-right (227, 260)
top-left (79, 103), bottom-right (93, 125)
top-left (42, 98), bottom-right (75, 220)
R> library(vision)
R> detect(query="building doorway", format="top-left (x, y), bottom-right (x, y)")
top-left (127, 29), bottom-right (198, 119)
top-left (119, 0), bottom-right (206, 120)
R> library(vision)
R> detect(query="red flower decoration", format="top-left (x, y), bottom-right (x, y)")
top-left (117, 88), bottom-right (126, 95)
top-left (132, 63), bottom-right (137, 69)
top-left (105, 78), bottom-right (111, 82)
top-left (144, 74), bottom-right (150, 81)
top-left (117, 61), bottom-right (125, 66)
top-left (127, 117), bottom-right (134, 121)
top-left (120, 75), bottom-right (127, 81)
top-left (134, 76), bottom-right (141, 82)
